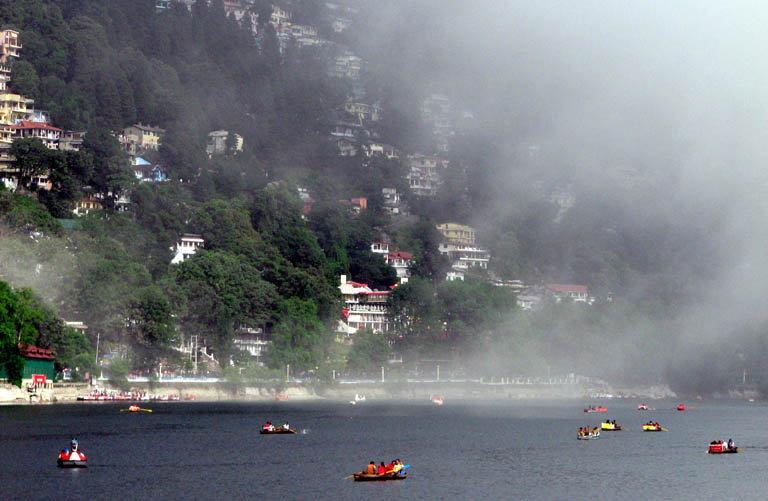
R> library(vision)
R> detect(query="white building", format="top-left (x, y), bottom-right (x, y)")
top-left (339, 275), bottom-right (392, 337)
top-left (233, 326), bottom-right (269, 365)
top-left (171, 234), bottom-right (204, 264)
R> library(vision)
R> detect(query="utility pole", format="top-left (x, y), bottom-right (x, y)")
top-left (286, 364), bottom-right (290, 382)
top-left (437, 364), bottom-right (440, 382)
top-left (192, 335), bottom-right (198, 375)
top-left (95, 332), bottom-right (100, 366)
top-left (381, 366), bottom-right (384, 383)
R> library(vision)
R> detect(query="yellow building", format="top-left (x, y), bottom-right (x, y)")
top-left (436, 223), bottom-right (477, 245)
top-left (0, 93), bottom-right (34, 124)
top-left (122, 123), bottom-right (165, 151)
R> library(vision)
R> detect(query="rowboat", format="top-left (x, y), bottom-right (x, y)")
top-left (637, 404), bottom-right (649, 410)
top-left (353, 473), bottom-right (407, 481)
top-left (677, 404), bottom-right (686, 411)
top-left (260, 428), bottom-right (297, 434)
top-left (57, 450), bottom-right (87, 468)
top-left (584, 406), bottom-right (607, 413)
top-left (642, 425), bottom-right (663, 432)
top-left (430, 395), bottom-right (444, 405)
top-left (577, 432), bottom-right (600, 440)
top-left (275, 393), bottom-right (289, 401)
top-left (601, 423), bottom-right (622, 431)
top-left (708, 443), bottom-right (738, 454)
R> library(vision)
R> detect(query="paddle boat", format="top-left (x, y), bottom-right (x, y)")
top-left (353, 472), bottom-right (407, 481)
top-left (57, 440), bottom-right (86, 468)
top-left (708, 441), bottom-right (738, 454)
top-left (637, 403), bottom-right (649, 410)
top-left (584, 405), bottom-right (607, 413)
top-left (577, 431), bottom-right (600, 440)
top-left (601, 422), bottom-right (622, 431)
top-left (260, 422), bottom-right (296, 434)
top-left (642, 424), bottom-right (664, 432)
top-left (677, 404), bottom-right (686, 411)
top-left (128, 404), bottom-right (141, 412)
top-left (275, 393), bottom-right (289, 401)
top-left (430, 395), bottom-right (444, 406)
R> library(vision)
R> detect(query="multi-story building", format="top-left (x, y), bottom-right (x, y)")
top-left (233, 326), bottom-right (269, 365)
top-left (122, 123), bottom-right (164, 152)
top-left (370, 242), bottom-right (389, 255)
top-left (381, 187), bottom-right (402, 214)
top-left (11, 121), bottom-right (62, 149)
top-left (387, 250), bottom-right (412, 281)
top-left (206, 130), bottom-right (243, 156)
top-left (436, 223), bottom-right (491, 274)
top-left (339, 275), bottom-right (392, 336)
top-left (0, 93), bottom-right (35, 124)
top-left (344, 101), bottom-right (381, 122)
top-left (407, 154), bottom-right (447, 197)
top-left (59, 130), bottom-right (85, 151)
top-left (0, 30), bottom-right (21, 62)
top-left (171, 234), bottom-right (204, 264)
top-left (436, 222), bottom-right (476, 245)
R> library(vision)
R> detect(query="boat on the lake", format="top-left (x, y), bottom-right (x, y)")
top-left (642, 424), bottom-right (664, 432)
top-left (353, 472), bottom-right (407, 481)
top-left (637, 403), bottom-right (649, 410)
top-left (57, 441), bottom-right (87, 468)
top-left (677, 404), bottom-right (686, 411)
top-left (275, 393), bottom-right (289, 401)
top-left (601, 422), bottom-right (622, 431)
top-left (708, 442), bottom-right (738, 454)
top-left (584, 405), bottom-right (607, 413)
top-left (577, 431), bottom-right (600, 440)
top-left (260, 428), bottom-right (297, 434)
top-left (430, 395), bottom-right (444, 405)
top-left (350, 394), bottom-right (366, 405)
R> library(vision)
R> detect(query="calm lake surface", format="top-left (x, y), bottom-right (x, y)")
top-left (1, 399), bottom-right (767, 500)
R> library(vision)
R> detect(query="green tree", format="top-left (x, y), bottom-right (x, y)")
top-left (265, 298), bottom-right (324, 371)
top-left (346, 328), bottom-right (391, 374)
top-left (127, 286), bottom-right (177, 369)
top-left (82, 127), bottom-right (133, 209)
top-left (9, 138), bottom-right (52, 192)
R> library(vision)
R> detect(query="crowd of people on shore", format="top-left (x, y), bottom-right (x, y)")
top-left (362, 459), bottom-right (406, 476)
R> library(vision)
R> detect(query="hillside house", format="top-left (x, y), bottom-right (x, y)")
top-left (206, 130), bottom-right (243, 156)
top-left (122, 123), bottom-right (164, 152)
top-left (437, 223), bottom-right (491, 274)
top-left (73, 197), bottom-right (103, 216)
top-left (407, 154), bottom-right (448, 197)
top-left (233, 326), bottom-right (269, 365)
top-left (59, 130), bottom-right (85, 151)
top-left (339, 275), bottom-right (392, 336)
top-left (11, 121), bottom-right (62, 149)
top-left (171, 233), bottom-right (204, 264)
top-left (344, 101), bottom-right (381, 122)
top-left (545, 283), bottom-right (590, 303)
top-left (387, 250), bottom-right (412, 280)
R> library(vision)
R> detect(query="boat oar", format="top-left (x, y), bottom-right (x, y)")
top-left (622, 426), bottom-right (631, 431)
top-left (344, 473), bottom-right (358, 480)
top-left (661, 427), bottom-right (669, 432)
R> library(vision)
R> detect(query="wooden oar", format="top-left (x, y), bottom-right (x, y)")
top-left (344, 473), bottom-right (359, 480)
top-left (621, 426), bottom-right (630, 431)
top-left (661, 427), bottom-right (669, 432)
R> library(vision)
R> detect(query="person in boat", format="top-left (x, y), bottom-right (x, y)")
top-left (727, 438), bottom-right (735, 450)
top-left (70, 439), bottom-right (79, 452)
top-left (592, 427), bottom-right (599, 435)
top-left (578, 427), bottom-right (584, 436)
top-left (282, 422), bottom-right (290, 430)
top-left (364, 461), bottom-right (376, 475)
top-left (263, 422), bottom-right (275, 431)
top-left (377, 462), bottom-right (387, 475)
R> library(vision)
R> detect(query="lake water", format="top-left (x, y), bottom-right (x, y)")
top-left (1, 399), bottom-right (767, 500)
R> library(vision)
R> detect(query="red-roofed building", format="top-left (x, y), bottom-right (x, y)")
top-left (387, 250), bottom-right (413, 281)
top-left (545, 283), bottom-right (589, 303)
top-left (0, 343), bottom-right (55, 382)
top-left (11, 121), bottom-right (62, 149)
top-left (338, 275), bottom-right (391, 337)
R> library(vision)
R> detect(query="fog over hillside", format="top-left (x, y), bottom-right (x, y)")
top-left (355, 0), bottom-right (768, 387)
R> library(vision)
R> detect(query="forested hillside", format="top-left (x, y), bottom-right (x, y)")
top-left (1, 0), bottom-right (765, 396)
